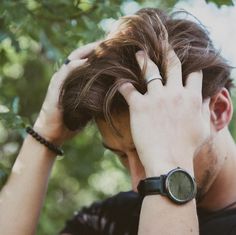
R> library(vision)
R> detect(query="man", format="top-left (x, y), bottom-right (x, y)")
top-left (0, 7), bottom-right (235, 235)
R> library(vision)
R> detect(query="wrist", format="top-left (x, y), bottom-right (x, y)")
top-left (138, 167), bottom-right (197, 205)
top-left (145, 162), bottom-right (194, 177)
top-left (24, 134), bottom-right (58, 159)
top-left (141, 148), bottom-right (194, 177)
top-left (33, 125), bottom-right (61, 146)
top-left (145, 163), bottom-right (177, 177)
top-left (26, 126), bottom-right (64, 156)
top-left (33, 118), bottom-right (66, 146)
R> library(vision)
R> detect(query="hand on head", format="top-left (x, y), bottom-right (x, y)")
top-left (33, 42), bottom-right (101, 145)
top-left (119, 49), bottom-right (211, 175)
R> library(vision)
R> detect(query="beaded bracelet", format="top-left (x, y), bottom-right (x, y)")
top-left (26, 126), bottom-right (64, 156)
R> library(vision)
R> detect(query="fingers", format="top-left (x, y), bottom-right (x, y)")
top-left (166, 49), bottom-right (204, 98)
top-left (61, 58), bottom-right (87, 72)
top-left (68, 41), bottom-right (102, 60)
top-left (135, 51), bottom-right (163, 93)
top-left (54, 59), bottom-right (88, 85)
top-left (185, 71), bottom-right (203, 94)
top-left (202, 98), bottom-right (211, 123)
top-left (118, 83), bottom-right (142, 106)
top-left (166, 48), bottom-right (183, 87)
top-left (53, 40), bottom-right (101, 91)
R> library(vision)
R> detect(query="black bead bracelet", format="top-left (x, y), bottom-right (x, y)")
top-left (26, 126), bottom-right (64, 156)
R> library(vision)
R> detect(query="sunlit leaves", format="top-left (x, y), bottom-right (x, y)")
top-left (206, 0), bottom-right (234, 7)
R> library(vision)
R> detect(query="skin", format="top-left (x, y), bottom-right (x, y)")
top-left (96, 50), bottom-right (236, 234)
top-left (0, 42), bottom-right (100, 235)
top-left (97, 110), bottom-right (236, 210)
top-left (0, 41), bottom-right (235, 234)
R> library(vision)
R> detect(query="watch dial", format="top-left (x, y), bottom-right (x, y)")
top-left (167, 170), bottom-right (195, 202)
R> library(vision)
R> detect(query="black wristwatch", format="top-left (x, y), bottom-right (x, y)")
top-left (137, 167), bottom-right (197, 204)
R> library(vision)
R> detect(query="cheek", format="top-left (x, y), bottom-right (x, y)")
top-left (194, 145), bottom-right (222, 199)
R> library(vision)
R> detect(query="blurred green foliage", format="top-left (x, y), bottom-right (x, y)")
top-left (0, 0), bottom-right (235, 234)
top-left (206, 0), bottom-right (234, 7)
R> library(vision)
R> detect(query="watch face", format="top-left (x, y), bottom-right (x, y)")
top-left (166, 169), bottom-right (196, 204)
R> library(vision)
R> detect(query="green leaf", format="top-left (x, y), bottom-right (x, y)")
top-left (206, 0), bottom-right (234, 7)
top-left (0, 164), bottom-right (9, 189)
top-left (0, 112), bottom-right (26, 129)
top-left (12, 97), bottom-right (20, 114)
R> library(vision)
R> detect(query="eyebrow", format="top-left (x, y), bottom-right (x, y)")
top-left (102, 142), bottom-right (122, 152)
top-left (102, 142), bottom-right (136, 153)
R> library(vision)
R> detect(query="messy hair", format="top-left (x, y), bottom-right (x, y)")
top-left (60, 8), bottom-right (234, 131)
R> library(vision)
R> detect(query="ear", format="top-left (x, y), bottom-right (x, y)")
top-left (209, 88), bottom-right (233, 132)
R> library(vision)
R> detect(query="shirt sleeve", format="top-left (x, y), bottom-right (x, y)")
top-left (59, 200), bottom-right (105, 235)
top-left (59, 191), bottom-right (141, 235)
top-left (198, 207), bottom-right (236, 235)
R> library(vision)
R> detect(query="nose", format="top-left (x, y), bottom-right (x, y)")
top-left (127, 152), bottom-right (145, 192)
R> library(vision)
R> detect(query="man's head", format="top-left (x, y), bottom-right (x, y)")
top-left (60, 8), bottom-right (234, 199)
top-left (60, 7), bottom-right (233, 131)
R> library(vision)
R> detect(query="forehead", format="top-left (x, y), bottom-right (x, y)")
top-left (96, 112), bottom-right (134, 150)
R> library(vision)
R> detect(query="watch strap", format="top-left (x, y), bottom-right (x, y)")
top-left (137, 175), bottom-right (167, 197)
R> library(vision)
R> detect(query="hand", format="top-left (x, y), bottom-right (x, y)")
top-left (119, 50), bottom-right (211, 175)
top-left (34, 42), bottom-right (100, 145)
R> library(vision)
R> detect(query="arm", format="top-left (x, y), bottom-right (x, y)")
top-left (138, 160), bottom-right (199, 235)
top-left (0, 42), bottom-right (100, 235)
top-left (138, 152), bottom-right (199, 235)
top-left (139, 196), bottom-right (198, 234)
top-left (0, 134), bottom-right (57, 235)
top-left (119, 49), bottom-right (211, 234)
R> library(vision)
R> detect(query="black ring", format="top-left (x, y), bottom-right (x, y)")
top-left (64, 58), bottom-right (71, 65)
top-left (146, 77), bottom-right (163, 85)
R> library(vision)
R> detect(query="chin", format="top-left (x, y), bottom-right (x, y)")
top-left (194, 140), bottom-right (221, 205)
top-left (195, 168), bottom-right (210, 201)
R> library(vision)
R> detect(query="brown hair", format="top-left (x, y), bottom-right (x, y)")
top-left (60, 8), bottom-right (234, 131)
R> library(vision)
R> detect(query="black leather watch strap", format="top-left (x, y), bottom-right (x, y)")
top-left (137, 175), bottom-right (166, 197)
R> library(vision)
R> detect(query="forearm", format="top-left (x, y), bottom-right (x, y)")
top-left (138, 147), bottom-right (198, 235)
top-left (0, 42), bottom-right (99, 235)
top-left (0, 135), bottom-right (57, 235)
top-left (138, 196), bottom-right (199, 235)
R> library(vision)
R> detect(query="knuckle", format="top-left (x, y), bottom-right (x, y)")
top-left (65, 60), bottom-right (83, 71)
top-left (68, 48), bottom-right (80, 59)
top-left (191, 95), bottom-right (201, 108)
top-left (66, 61), bottom-right (77, 70)
top-left (172, 93), bottom-right (184, 105)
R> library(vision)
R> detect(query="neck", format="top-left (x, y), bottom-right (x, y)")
top-left (197, 128), bottom-right (236, 212)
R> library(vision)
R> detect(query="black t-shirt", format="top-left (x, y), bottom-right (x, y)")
top-left (60, 191), bottom-right (236, 235)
